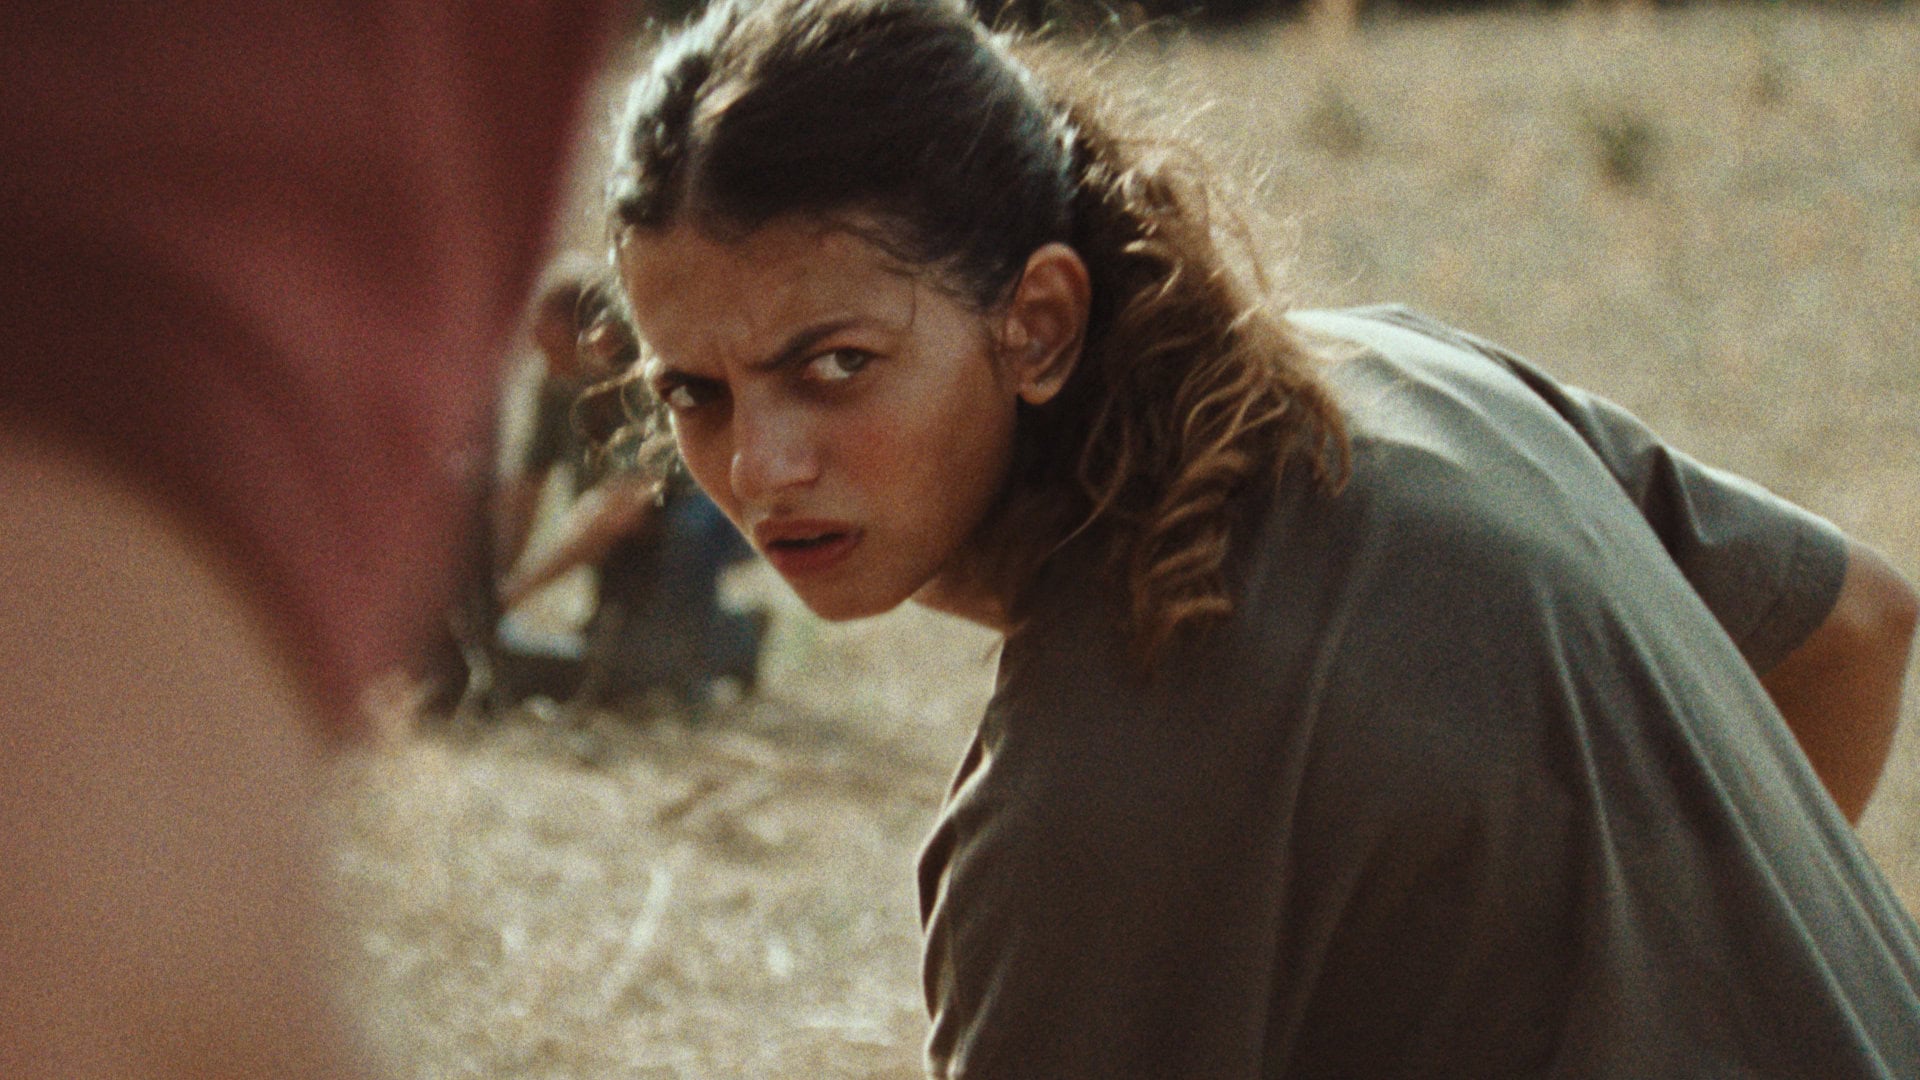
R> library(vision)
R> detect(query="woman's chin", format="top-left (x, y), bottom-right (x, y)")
top-left (787, 580), bottom-right (910, 623)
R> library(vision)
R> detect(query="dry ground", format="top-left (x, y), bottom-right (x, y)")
top-left (325, 6), bottom-right (1920, 1077)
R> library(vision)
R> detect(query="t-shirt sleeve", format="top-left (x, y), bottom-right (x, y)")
top-left (1499, 357), bottom-right (1845, 676)
top-left (1349, 306), bottom-right (1847, 676)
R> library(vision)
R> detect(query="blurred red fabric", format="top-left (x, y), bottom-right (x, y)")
top-left (0, 1), bottom-right (620, 731)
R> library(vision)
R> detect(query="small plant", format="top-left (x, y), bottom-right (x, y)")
top-left (1300, 83), bottom-right (1371, 160)
top-left (1579, 102), bottom-right (1660, 190)
top-left (1749, 54), bottom-right (1791, 108)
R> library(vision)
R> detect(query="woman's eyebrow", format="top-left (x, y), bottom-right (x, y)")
top-left (646, 316), bottom-right (870, 382)
top-left (752, 317), bottom-right (865, 373)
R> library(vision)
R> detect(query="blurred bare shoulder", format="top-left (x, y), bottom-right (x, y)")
top-left (0, 426), bottom-right (379, 1080)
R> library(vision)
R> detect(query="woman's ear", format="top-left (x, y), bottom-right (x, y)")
top-left (1001, 243), bottom-right (1090, 407)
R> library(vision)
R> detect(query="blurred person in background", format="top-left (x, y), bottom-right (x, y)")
top-left (490, 266), bottom-right (768, 715)
top-left (493, 260), bottom-right (639, 601)
top-left (0, 1), bottom-right (621, 1076)
top-left (604, 0), bottom-right (1920, 1076)
top-left (420, 260), bottom-right (646, 713)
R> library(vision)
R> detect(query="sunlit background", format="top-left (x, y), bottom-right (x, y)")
top-left (325, 4), bottom-right (1920, 1077)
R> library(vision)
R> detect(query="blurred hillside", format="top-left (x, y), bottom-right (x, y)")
top-left (632, 0), bottom-right (1920, 33)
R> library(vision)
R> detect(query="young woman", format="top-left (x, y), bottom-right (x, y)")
top-left (604, 0), bottom-right (1920, 1075)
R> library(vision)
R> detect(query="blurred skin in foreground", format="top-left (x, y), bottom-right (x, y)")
top-left (1, 443), bottom-right (370, 1078)
top-left (0, 2), bottom-right (620, 1076)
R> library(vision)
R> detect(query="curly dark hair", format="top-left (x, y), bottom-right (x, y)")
top-left (606, 0), bottom-right (1347, 662)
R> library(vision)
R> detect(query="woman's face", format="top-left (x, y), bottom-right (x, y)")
top-left (618, 218), bottom-right (1027, 625)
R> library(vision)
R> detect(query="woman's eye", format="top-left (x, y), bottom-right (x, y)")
top-left (804, 349), bottom-right (871, 383)
top-left (656, 378), bottom-right (720, 412)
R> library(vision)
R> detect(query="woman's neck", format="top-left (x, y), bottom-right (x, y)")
top-left (911, 575), bottom-right (1012, 634)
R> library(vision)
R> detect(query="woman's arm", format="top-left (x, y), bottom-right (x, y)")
top-left (1761, 538), bottom-right (1920, 823)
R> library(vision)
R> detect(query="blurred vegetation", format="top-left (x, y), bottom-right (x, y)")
top-left (1299, 83), bottom-right (1374, 158)
top-left (1578, 101), bottom-right (1661, 187)
top-left (640, 0), bottom-right (1910, 35)
top-left (975, 0), bottom-right (1911, 32)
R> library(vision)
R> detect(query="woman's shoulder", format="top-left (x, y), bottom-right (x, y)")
top-left (1288, 304), bottom-right (1555, 434)
top-left (1009, 301), bottom-right (1623, 672)
top-left (1000, 304), bottom-right (1696, 725)
top-left (1283, 305), bottom-right (1646, 553)
top-left (1288, 303), bottom-right (1516, 373)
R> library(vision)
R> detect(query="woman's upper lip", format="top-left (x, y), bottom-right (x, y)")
top-left (752, 517), bottom-right (858, 546)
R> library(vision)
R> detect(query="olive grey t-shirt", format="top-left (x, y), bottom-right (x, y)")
top-left (918, 306), bottom-right (1920, 1078)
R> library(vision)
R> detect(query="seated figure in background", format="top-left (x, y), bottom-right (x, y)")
top-left (488, 265), bottom-right (767, 715)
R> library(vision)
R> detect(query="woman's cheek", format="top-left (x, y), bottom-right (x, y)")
top-left (834, 410), bottom-right (912, 496)
top-left (674, 420), bottom-right (733, 507)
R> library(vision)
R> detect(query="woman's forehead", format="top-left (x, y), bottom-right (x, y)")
top-left (620, 214), bottom-right (910, 289)
top-left (619, 219), bottom-right (925, 364)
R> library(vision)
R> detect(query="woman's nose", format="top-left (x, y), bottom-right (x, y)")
top-left (729, 406), bottom-right (819, 502)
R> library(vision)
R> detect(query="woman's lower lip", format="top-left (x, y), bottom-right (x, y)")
top-left (763, 531), bottom-right (860, 577)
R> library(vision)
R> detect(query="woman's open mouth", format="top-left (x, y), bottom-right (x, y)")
top-left (756, 523), bottom-right (861, 577)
